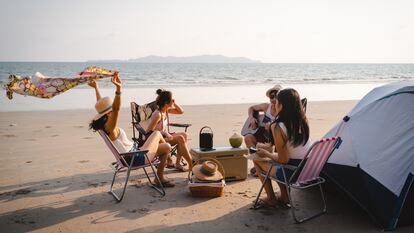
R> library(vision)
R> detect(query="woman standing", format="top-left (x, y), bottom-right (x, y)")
top-left (254, 88), bottom-right (311, 207)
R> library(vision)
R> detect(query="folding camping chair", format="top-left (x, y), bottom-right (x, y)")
top-left (130, 101), bottom-right (191, 165)
top-left (98, 130), bottom-right (165, 202)
top-left (253, 136), bottom-right (342, 223)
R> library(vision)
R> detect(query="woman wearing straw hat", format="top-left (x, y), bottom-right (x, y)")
top-left (88, 73), bottom-right (175, 187)
top-left (253, 88), bottom-right (311, 208)
top-left (243, 84), bottom-right (282, 177)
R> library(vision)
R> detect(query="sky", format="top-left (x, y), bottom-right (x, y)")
top-left (0, 0), bottom-right (413, 63)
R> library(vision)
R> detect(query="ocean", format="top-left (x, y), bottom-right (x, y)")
top-left (1, 62), bottom-right (413, 111)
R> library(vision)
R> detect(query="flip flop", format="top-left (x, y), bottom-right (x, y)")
top-left (251, 198), bottom-right (279, 209)
top-left (175, 164), bottom-right (189, 172)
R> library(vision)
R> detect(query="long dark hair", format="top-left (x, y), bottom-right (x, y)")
top-left (89, 115), bottom-right (108, 133)
top-left (156, 89), bottom-right (172, 109)
top-left (275, 88), bottom-right (309, 147)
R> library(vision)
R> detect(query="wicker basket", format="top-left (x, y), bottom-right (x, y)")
top-left (188, 157), bottom-right (225, 197)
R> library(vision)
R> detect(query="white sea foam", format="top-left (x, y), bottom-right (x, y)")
top-left (0, 83), bottom-right (387, 112)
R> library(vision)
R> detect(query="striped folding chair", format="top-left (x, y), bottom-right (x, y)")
top-left (253, 136), bottom-right (342, 223)
top-left (98, 130), bottom-right (165, 202)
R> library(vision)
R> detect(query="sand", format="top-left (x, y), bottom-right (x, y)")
top-left (0, 101), bottom-right (413, 232)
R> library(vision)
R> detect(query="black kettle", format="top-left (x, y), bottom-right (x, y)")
top-left (199, 126), bottom-right (214, 151)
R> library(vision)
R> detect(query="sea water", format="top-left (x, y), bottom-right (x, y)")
top-left (1, 62), bottom-right (413, 111)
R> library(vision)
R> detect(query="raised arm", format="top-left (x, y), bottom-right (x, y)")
top-left (88, 80), bottom-right (102, 101)
top-left (168, 99), bottom-right (184, 114)
top-left (105, 72), bottom-right (121, 134)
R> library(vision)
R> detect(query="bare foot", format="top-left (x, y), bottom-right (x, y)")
top-left (175, 164), bottom-right (189, 172)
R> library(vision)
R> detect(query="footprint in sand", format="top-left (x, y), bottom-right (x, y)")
top-left (26, 161), bottom-right (32, 163)
top-left (82, 137), bottom-right (94, 139)
top-left (24, 138), bottom-right (37, 141)
top-left (2, 134), bottom-right (16, 138)
top-left (51, 134), bottom-right (59, 137)
top-left (45, 126), bottom-right (52, 128)
top-left (74, 125), bottom-right (84, 128)
top-left (77, 160), bottom-right (90, 163)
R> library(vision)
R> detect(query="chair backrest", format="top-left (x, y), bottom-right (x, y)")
top-left (301, 98), bottom-right (308, 113)
top-left (131, 101), bottom-right (158, 123)
top-left (295, 137), bottom-right (341, 185)
top-left (131, 101), bottom-right (159, 143)
top-left (98, 130), bottom-right (124, 167)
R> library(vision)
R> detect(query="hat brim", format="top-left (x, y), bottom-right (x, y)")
top-left (266, 85), bottom-right (282, 97)
top-left (192, 164), bottom-right (224, 181)
top-left (93, 108), bottom-right (112, 121)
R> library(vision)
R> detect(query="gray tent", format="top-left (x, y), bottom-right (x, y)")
top-left (323, 81), bottom-right (414, 230)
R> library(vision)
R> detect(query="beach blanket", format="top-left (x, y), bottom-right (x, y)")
top-left (5, 66), bottom-right (117, 99)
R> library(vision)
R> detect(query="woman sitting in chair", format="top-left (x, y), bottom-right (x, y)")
top-left (253, 88), bottom-right (311, 208)
top-left (244, 84), bottom-right (282, 177)
top-left (146, 89), bottom-right (193, 172)
top-left (88, 74), bottom-right (175, 187)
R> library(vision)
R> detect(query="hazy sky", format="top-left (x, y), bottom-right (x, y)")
top-left (0, 0), bottom-right (413, 63)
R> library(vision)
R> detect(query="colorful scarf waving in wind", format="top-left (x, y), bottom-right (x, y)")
top-left (5, 66), bottom-right (117, 99)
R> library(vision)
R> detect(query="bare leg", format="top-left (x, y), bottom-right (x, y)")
top-left (172, 132), bottom-right (188, 166)
top-left (245, 134), bottom-right (259, 176)
top-left (253, 160), bottom-right (278, 206)
top-left (168, 134), bottom-right (192, 171)
top-left (140, 131), bottom-right (171, 182)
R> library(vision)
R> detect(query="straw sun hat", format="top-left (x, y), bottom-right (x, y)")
top-left (266, 84), bottom-right (283, 97)
top-left (192, 161), bottom-right (224, 181)
top-left (93, 96), bottom-right (113, 120)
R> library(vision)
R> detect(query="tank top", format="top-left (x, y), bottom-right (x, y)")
top-left (154, 110), bottom-right (168, 132)
top-left (265, 104), bottom-right (277, 122)
top-left (278, 122), bottom-right (311, 160)
top-left (112, 128), bottom-right (134, 153)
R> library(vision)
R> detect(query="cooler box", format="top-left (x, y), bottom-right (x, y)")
top-left (190, 147), bottom-right (248, 181)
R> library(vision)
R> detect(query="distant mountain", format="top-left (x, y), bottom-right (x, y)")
top-left (89, 55), bottom-right (261, 63)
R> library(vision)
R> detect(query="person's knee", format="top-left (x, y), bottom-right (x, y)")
top-left (182, 133), bottom-right (188, 141)
top-left (176, 135), bottom-right (185, 144)
top-left (159, 143), bottom-right (171, 155)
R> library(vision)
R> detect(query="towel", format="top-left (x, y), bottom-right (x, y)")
top-left (5, 66), bottom-right (116, 99)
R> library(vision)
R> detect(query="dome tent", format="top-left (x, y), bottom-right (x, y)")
top-left (323, 81), bottom-right (414, 230)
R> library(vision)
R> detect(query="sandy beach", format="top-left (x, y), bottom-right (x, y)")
top-left (0, 101), bottom-right (413, 233)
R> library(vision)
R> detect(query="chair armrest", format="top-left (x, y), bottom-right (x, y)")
top-left (119, 150), bottom-right (149, 158)
top-left (168, 123), bottom-right (192, 128)
top-left (268, 160), bottom-right (297, 171)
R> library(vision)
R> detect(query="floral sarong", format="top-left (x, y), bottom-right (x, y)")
top-left (5, 66), bottom-right (117, 99)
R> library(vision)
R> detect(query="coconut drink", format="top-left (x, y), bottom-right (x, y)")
top-left (229, 133), bottom-right (243, 148)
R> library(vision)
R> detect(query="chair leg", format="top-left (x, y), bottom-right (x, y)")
top-left (143, 163), bottom-right (166, 196)
top-left (109, 166), bottom-right (132, 202)
top-left (252, 166), bottom-right (273, 209)
top-left (290, 183), bottom-right (327, 223)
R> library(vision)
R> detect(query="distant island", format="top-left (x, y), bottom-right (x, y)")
top-left (88, 55), bottom-right (261, 63)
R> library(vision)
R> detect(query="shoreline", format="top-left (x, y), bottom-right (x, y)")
top-left (1, 82), bottom-right (387, 112)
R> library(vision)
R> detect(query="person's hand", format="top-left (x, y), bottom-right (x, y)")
top-left (256, 148), bottom-right (268, 158)
top-left (171, 99), bottom-right (176, 107)
top-left (249, 117), bottom-right (258, 129)
top-left (111, 72), bottom-right (121, 89)
top-left (87, 80), bottom-right (97, 88)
